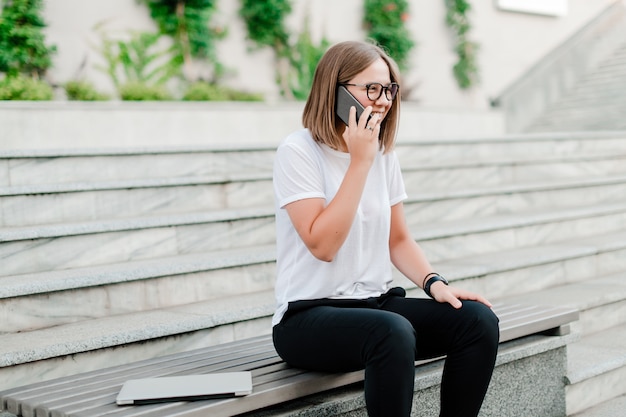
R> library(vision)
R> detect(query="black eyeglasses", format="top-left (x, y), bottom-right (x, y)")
top-left (340, 82), bottom-right (399, 101)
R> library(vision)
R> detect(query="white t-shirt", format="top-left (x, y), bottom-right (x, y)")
top-left (272, 129), bottom-right (408, 326)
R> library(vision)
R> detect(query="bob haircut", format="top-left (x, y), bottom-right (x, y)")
top-left (302, 40), bottom-right (401, 154)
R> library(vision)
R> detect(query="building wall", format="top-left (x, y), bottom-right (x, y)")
top-left (36, 0), bottom-right (619, 109)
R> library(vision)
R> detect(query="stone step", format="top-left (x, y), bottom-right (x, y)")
top-left (529, 119), bottom-right (626, 133)
top-left (1, 229), bottom-right (625, 390)
top-left (2, 202), bottom-right (625, 332)
top-left (402, 152), bottom-right (626, 192)
top-left (413, 200), bottom-right (626, 263)
top-left (532, 105), bottom-right (626, 120)
top-left (526, 42), bottom-right (626, 132)
top-left (495, 271), bottom-right (626, 337)
top-left (1, 179), bottom-right (625, 277)
top-left (0, 154), bottom-right (626, 227)
top-left (0, 175), bottom-right (274, 227)
top-left (3, 153), bottom-right (626, 227)
top-left (559, 78), bottom-right (626, 93)
top-left (570, 393), bottom-right (626, 417)
top-left (400, 229), bottom-right (626, 301)
top-left (394, 134), bottom-right (626, 164)
top-left (553, 95), bottom-right (626, 110)
top-left (405, 173), bottom-right (626, 223)
top-left (0, 208), bottom-right (277, 277)
top-left (566, 69), bottom-right (626, 88)
top-left (0, 245), bottom-right (277, 334)
top-left (564, 82), bottom-right (626, 96)
top-left (2, 132), bottom-right (626, 188)
top-left (0, 291), bottom-right (276, 391)
top-left (0, 146), bottom-right (276, 186)
top-left (570, 70), bottom-right (626, 88)
top-left (565, 324), bottom-right (626, 415)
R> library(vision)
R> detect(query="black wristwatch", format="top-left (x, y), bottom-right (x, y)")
top-left (424, 275), bottom-right (448, 298)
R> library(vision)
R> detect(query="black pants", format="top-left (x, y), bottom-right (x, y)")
top-left (272, 288), bottom-right (499, 417)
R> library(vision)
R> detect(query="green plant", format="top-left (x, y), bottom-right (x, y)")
top-left (444, 0), bottom-right (479, 89)
top-left (287, 17), bottom-right (329, 100)
top-left (240, 0), bottom-right (327, 100)
top-left (97, 30), bottom-right (179, 88)
top-left (240, 0), bottom-right (292, 98)
top-left (65, 80), bottom-right (110, 101)
top-left (182, 82), bottom-right (262, 101)
top-left (363, 0), bottom-right (414, 72)
top-left (0, 0), bottom-right (56, 78)
top-left (119, 81), bottom-right (172, 101)
top-left (239, 0), bottom-right (291, 53)
top-left (141, 0), bottom-right (225, 81)
top-left (0, 75), bottom-right (53, 100)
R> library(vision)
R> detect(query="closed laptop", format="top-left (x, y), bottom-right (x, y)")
top-left (116, 372), bottom-right (253, 405)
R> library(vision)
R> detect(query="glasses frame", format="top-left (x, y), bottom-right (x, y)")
top-left (340, 82), bottom-right (399, 101)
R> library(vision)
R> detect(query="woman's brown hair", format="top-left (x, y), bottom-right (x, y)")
top-left (302, 40), bottom-right (401, 153)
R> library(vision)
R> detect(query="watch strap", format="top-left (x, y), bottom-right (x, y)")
top-left (424, 275), bottom-right (448, 298)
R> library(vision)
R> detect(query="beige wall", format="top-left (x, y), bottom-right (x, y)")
top-left (39, 0), bottom-right (619, 108)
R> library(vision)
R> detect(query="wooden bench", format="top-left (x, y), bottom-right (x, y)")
top-left (0, 303), bottom-right (578, 417)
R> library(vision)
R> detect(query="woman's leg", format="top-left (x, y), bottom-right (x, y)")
top-left (273, 305), bottom-right (416, 417)
top-left (382, 298), bottom-right (500, 417)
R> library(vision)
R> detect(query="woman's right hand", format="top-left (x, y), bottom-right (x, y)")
top-left (342, 105), bottom-right (381, 166)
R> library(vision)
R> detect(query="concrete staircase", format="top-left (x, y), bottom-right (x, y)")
top-left (527, 42), bottom-right (626, 132)
top-left (1, 131), bottom-right (626, 415)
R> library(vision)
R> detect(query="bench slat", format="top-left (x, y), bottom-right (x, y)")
top-left (498, 305), bottom-right (579, 342)
top-left (31, 355), bottom-right (283, 417)
top-left (3, 336), bottom-right (272, 404)
top-left (13, 343), bottom-right (278, 417)
top-left (0, 303), bottom-right (578, 417)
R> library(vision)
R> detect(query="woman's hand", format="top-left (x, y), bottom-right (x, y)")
top-left (429, 282), bottom-right (493, 310)
top-left (342, 105), bottom-right (381, 166)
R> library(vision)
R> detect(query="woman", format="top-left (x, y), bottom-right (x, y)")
top-left (271, 40), bottom-right (499, 417)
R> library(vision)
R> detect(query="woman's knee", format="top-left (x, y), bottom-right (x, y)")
top-left (365, 312), bottom-right (416, 360)
top-left (463, 301), bottom-right (500, 345)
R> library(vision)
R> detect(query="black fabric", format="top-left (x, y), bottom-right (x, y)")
top-left (273, 291), bottom-right (499, 417)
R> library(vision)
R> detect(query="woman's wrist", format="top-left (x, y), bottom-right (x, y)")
top-left (421, 272), bottom-right (439, 289)
top-left (423, 275), bottom-right (449, 298)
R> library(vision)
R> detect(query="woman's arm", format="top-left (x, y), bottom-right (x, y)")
top-left (284, 107), bottom-right (381, 262)
top-left (389, 202), bottom-right (492, 309)
top-left (285, 161), bottom-right (369, 261)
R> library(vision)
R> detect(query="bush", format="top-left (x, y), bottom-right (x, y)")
top-left (119, 82), bottom-right (172, 101)
top-left (363, 0), bottom-right (415, 72)
top-left (0, 0), bottom-right (56, 77)
top-left (0, 76), bottom-right (53, 100)
top-left (182, 82), bottom-right (262, 101)
top-left (65, 80), bottom-right (110, 101)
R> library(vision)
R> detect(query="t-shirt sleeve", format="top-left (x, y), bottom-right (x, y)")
top-left (273, 139), bottom-right (326, 209)
top-left (387, 151), bottom-right (408, 206)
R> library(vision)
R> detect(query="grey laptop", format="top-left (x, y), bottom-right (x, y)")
top-left (116, 372), bottom-right (253, 405)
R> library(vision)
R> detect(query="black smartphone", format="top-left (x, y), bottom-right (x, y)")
top-left (336, 85), bottom-right (370, 126)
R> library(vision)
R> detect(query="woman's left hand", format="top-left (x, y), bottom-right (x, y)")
top-left (429, 282), bottom-right (493, 309)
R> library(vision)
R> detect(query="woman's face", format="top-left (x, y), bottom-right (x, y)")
top-left (344, 57), bottom-right (395, 122)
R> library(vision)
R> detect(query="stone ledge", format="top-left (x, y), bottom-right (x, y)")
top-left (244, 333), bottom-right (577, 417)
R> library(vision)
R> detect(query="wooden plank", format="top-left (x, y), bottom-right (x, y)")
top-left (33, 354), bottom-right (282, 417)
top-left (498, 305), bottom-right (579, 342)
top-left (73, 370), bottom-right (366, 417)
top-left (10, 339), bottom-right (277, 417)
top-left (3, 336), bottom-right (272, 407)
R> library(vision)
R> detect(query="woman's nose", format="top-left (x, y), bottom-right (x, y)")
top-left (375, 93), bottom-right (391, 106)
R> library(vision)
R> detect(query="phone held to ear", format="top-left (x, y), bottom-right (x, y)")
top-left (336, 85), bottom-right (371, 126)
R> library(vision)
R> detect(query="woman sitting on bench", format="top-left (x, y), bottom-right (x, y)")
top-left (271, 40), bottom-right (500, 417)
